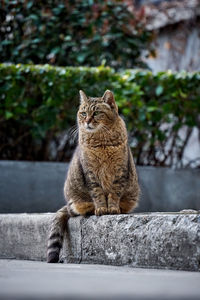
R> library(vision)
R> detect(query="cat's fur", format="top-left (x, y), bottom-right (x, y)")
top-left (47, 90), bottom-right (140, 263)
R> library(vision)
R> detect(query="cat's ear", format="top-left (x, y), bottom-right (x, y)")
top-left (79, 90), bottom-right (88, 103)
top-left (102, 90), bottom-right (117, 110)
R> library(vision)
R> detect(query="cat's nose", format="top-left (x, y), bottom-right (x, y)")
top-left (86, 117), bottom-right (92, 124)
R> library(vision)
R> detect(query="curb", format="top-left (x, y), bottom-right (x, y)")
top-left (0, 212), bottom-right (199, 271)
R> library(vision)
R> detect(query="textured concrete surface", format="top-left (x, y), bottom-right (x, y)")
top-left (0, 160), bottom-right (200, 213)
top-left (0, 213), bottom-right (81, 263)
top-left (80, 212), bottom-right (200, 271)
top-left (0, 259), bottom-right (200, 300)
top-left (0, 212), bottom-right (199, 271)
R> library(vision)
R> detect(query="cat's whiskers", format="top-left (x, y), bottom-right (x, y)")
top-left (68, 124), bottom-right (77, 133)
top-left (68, 125), bottom-right (78, 141)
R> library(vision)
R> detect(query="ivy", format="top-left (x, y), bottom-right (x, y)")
top-left (0, 0), bottom-right (152, 69)
top-left (0, 63), bottom-right (200, 167)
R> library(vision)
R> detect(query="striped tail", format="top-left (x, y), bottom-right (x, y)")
top-left (47, 205), bottom-right (70, 263)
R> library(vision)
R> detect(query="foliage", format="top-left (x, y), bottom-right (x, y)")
top-left (117, 70), bottom-right (200, 167)
top-left (0, 0), bottom-right (153, 69)
top-left (0, 63), bottom-right (200, 167)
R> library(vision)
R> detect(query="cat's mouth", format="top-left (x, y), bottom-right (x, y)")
top-left (85, 123), bottom-right (98, 132)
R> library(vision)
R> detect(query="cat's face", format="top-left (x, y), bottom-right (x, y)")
top-left (78, 90), bottom-right (118, 133)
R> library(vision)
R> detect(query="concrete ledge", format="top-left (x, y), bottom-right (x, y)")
top-left (0, 212), bottom-right (200, 271)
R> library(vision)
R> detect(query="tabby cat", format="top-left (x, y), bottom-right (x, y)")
top-left (47, 90), bottom-right (140, 263)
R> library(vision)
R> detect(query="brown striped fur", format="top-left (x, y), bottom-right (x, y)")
top-left (47, 90), bottom-right (140, 263)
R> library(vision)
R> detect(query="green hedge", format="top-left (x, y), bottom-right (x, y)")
top-left (0, 0), bottom-right (153, 69)
top-left (0, 63), bottom-right (200, 167)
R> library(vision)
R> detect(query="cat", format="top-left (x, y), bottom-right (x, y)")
top-left (47, 90), bottom-right (140, 263)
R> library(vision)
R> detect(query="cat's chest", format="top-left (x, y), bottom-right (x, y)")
top-left (85, 146), bottom-right (124, 166)
top-left (82, 145), bottom-right (127, 189)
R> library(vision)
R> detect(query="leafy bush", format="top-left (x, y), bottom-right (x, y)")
top-left (0, 63), bottom-right (200, 167)
top-left (0, 0), bottom-right (153, 69)
top-left (117, 70), bottom-right (200, 167)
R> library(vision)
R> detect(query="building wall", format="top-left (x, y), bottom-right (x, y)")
top-left (144, 21), bottom-right (200, 72)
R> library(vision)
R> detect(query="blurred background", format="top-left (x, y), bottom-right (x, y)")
top-left (0, 0), bottom-right (200, 168)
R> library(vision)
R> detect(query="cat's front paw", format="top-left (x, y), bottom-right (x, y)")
top-left (95, 207), bottom-right (108, 216)
top-left (107, 207), bottom-right (121, 215)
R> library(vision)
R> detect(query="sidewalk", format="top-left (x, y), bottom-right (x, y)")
top-left (0, 259), bottom-right (200, 300)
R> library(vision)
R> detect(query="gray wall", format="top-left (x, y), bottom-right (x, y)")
top-left (144, 24), bottom-right (200, 72)
top-left (0, 161), bottom-right (67, 213)
top-left (0, 160), bottom-right (199, 213)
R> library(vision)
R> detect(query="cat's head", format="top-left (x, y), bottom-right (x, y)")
top-left (78, 90), bottom-right (118, 133)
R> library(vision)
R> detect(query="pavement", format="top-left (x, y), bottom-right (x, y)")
top-left (0, 260), bottom-right (200, 300)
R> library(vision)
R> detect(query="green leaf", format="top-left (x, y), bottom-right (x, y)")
top-left (155, 85), bottom-right (163, 96)
top-left (122, 108), bottom-right (130, 116)
top-left (147, 106), bottom-right (158, 112)
top-left (27, 2), bottom-right (33, 9)
top-left (51, 47), bottom-right (60, 55)
top-left (5, 111), bottom-right (13, 119)
top-left (77, 53), bottom-right (87, 63)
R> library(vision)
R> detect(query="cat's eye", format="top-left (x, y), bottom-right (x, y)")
top-left (80, 112), bottom-right (87, 117)
top-left (93, 111), bottom-right (101, 116)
